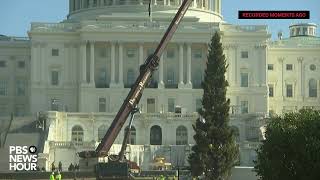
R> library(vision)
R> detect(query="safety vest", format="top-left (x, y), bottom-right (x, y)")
top-left (56, 174), bottom-right (62, 180)
top-left (50, 174), bottom-right (55, 180)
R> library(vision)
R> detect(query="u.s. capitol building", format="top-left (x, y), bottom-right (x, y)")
top-left (0, 0), bottom-right (319, 171)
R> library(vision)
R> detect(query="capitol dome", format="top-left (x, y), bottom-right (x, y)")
top-left (67, 0), bottom-right (223, 22)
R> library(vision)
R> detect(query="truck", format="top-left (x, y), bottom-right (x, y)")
top-left (78, 0), bottom-right (194, 179)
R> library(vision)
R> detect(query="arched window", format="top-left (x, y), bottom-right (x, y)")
top-left (127, 69), bottom-right (135, 86)
top-left (71, 125), bottom-right (84, 146)
top-left (124, 126), bottom-right (136, 145)
top-left (231, 126), bottom-right (240, 142)
top-left (309, 79), bottom-right (317, 97)
top-left (150, 125), bottom-right (162, 145)
top-left (176, 126), bottom-right (188, 145)
top-left (98, 125), bottom-right (108, 141)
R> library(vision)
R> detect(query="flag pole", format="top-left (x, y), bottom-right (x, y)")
top-left (149, 0), bottom-right (153, 22)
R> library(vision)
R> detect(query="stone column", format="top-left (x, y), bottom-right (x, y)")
top-left (40, 43), bottom-right (47, 85)
top-left (278, 57), bottom-right (284, 98)
top-left (158, 55), bottom-right (164, 88)
top-left (31, 42), bottom-right (39, 85)
top-left (90, 41), bottom-right (95, 87)
top-left (297, 57), bottom-right (304, 99)
top-left (105, 43), bottom-right (109, 87)
top-left (110, 42), bottom-right (116, 87)
top-left (260, 45), bottom-right (267, 86)
top-left (233, 44), bottom-right (238, 86)
top-left (215, 0), bottom-right (218, 12)
top-left (64, 43), bottom-right (70, 86)
top-left (168, 0), bottom-right (171, 6)
top-left (71, 42), bottom-right (77, 85)
top-left (254, 45), bottom-right (260, 86)
top-left (80, 41), bottom-right (87, 84)
top-left (193, 0), bottom-right (197, 8)
top-left (139, 42), bottom-right (144, 65)
top-left (154, 0), bottom-right (157, 5)
top-left (118, 42), bottom-right (124, 87)
top-left (69, 43), bottom-right (74, 85)
top-left (74, 0), bottom-right (78, 10)
top-left (186, 43), bottom-right (192, 88)
top-left (70, 0), bottom-right (74, 12)
top-left (178, 43), bottom-right (184, 88)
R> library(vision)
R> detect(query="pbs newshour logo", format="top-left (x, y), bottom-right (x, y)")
top-left (9, 146), bottom-right (38, 171)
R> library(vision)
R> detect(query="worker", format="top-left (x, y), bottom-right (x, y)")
top-left (56, 171), bottom-right (62, 180)
top-left (159, 175), bottom-right (165, 180)
top-left (49, 172), bottom-right (55, 180)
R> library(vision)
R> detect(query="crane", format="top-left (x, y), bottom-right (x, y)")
top-left (78, 0), bottom-right (194, 179)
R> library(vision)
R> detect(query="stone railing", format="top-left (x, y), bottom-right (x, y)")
top-left (222, 24), bottom-right (268, 32)
top-left (0, 35), bottom-right (29, 41)
top-left (30, 22), bottom-right (81, 32)
top-left (49, 141), bottom-right (96, 149)
top-left (229, 105), bottom-right (268, 118)
top-left (136, 112), bottom-right (199, 120)
top-left (30, 21), bottom-right (218, 33)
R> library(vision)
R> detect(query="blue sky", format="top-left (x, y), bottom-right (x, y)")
top-left (0, 0), bottom-right (319, 39)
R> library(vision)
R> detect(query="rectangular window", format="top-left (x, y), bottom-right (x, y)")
top-left (51, 71), bottom-right (59, 86)
top-left (52, 49), bottom-right (59, 56)
top-left (99, 98), bottom-right (106, 112)
top-left (99, 49), bottom-right (106, 57)
top-left (241, 51), bottom-right (248, 58)
top-left (16, 80), bottom-right (26, 96)
top-left (195, 98), bottom-right (202, 112)
top-left (193, 49), bottom-right (202, 59)
top-left (240, 101), bottom-right (249, 114)
top-left (168, 98), bottom-right (175, 112)
top-left (147, 49), bottom-right (154, 56)
top-left (0, 80), bottom-right (8, 96)
top-left (240, 73), bottom-right (249, 87)
top-left (126, 49), bottom-right (136, 58)
top-left (286, 84), bottom-right (293, 97)
top-left (166, 49), bottom-right (175, 58)
top-left (14, 104), bottom-right (25, 117)
top-left (147, 98), bottom-right (156, 113)
top-left (297, 28), bottom-right (301, 35)
top-left (18, 61), bottom-right (25, 68)
top-left (0, 104), bottom-right (8, 116)
top-left (286, 64), bottom-right (293, 70)
top-left (303, 27), bottom-right (307, 35)
top-left (267, 64), bottom-right (274, 70)
top-left (268, 84), bottom-right (274, 97)
top-left (0, 61), bottom-right (6, 67)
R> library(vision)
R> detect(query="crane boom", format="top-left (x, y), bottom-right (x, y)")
top-left (80, 0), bottom-right (193, 158)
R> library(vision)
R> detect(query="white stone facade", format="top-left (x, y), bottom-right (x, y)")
top-left (0, 0), bottom-right (319, 171)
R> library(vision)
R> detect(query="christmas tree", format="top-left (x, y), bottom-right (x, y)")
top-left (188, 32), bottom-right (238, 179)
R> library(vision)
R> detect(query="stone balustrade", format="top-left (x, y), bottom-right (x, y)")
top-left (49, 141), bottom-right (96, 148)
top-left (222, 24), bottom-right (268, 32)
top-left (30, 21), bottom-right (268, 34)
